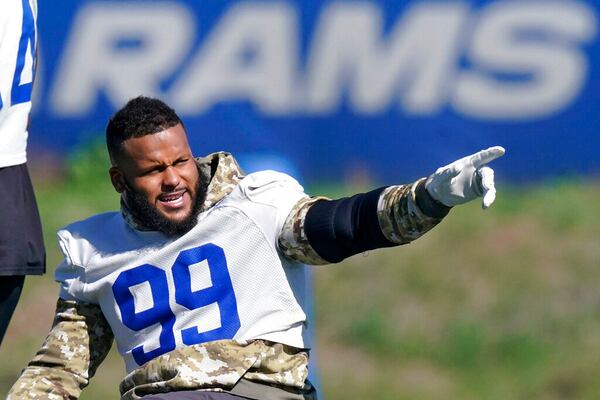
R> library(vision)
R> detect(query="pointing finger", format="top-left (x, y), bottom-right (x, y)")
top-left (470, 146), bottom-right (506, 169)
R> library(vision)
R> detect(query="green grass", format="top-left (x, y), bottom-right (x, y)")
top-left (2, 143), bottom-right (600, 399)
top-left (313, 181), bottom-right (600, 400)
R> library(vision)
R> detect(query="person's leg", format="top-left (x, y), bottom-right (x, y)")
top-left (0, 275), bottom-right (26, 345)
top-left (142, 391), bottom-right (248, 400)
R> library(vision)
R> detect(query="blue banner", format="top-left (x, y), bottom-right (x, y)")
top-left (31, 0), bottom-right (600, 183)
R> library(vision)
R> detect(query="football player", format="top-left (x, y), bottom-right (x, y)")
top-left (0, 0), bottom-right (45, 346)
top-left (8, 96), bottom-right (504, 400)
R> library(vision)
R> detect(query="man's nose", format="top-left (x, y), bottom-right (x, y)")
top-left (161, 166), bottom-right (180, 189)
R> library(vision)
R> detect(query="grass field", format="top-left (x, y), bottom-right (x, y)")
top-left (1, 144), bottom-right (599, 399)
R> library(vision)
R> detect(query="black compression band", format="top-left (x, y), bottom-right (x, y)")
top-left (304, 187), bottom-right (397, 263)
top-left (415, 180), bottom-right (451, 219)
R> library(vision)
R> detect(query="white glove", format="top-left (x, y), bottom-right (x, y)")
top-left (425, 146), bottom-right (505, 209)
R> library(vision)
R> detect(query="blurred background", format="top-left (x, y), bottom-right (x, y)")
top-left (2, 0), bottom-right (600, 398)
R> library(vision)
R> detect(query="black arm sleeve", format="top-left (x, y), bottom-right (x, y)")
top-left (304, 183), bottom-right (450, 264)
top-left (304, 187), bottom-right (396, 263)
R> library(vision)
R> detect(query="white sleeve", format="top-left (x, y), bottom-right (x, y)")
top-left (235, 170), bottom-right (309, 246)
top-left (54, 229), bottom-right (91, 302)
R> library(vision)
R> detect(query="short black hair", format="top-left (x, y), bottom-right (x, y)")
top-left (106, 96), bottom-right (182, 164)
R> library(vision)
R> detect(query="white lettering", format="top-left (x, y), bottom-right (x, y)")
top-left (171, 3), bottom-right (298, 115)
top-left (453, 2), bottom-right (596, 120)
top-left (46, 1), bottom-right (597, 121)
top-left (305, 2), bottom-right (469, 115)
top-left (51, 3), bottom-right (193, 116)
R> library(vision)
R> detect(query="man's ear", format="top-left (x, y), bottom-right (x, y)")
top-left (109, 166), bottom-right (126, 193)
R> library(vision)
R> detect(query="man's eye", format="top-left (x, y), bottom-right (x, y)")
top-left (142, 168), bottom-right (160, 176)
top-left (175, 159), bottom-right (188, 165)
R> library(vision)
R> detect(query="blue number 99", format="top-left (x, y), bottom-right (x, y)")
top-left (112, 243), bottom-right (241, 366)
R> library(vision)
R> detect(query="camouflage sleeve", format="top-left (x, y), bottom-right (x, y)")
top-left (7, 299), bottom-right (114, 400)
top-left (278, 196), bottom-right (331, 265)
top-left (279, 178), bottom-right (449, 264)
top-left (377, 178), bottom-right (449, 244)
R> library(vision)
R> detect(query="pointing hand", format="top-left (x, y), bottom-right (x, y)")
top-left (425, 146), bottom-right (505, 209)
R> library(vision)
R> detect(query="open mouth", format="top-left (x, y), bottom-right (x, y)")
top-left (158, 190), bottom-right (187, 209)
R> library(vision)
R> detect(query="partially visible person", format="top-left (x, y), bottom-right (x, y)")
top-left (0, 0), bottom-right (46, 345)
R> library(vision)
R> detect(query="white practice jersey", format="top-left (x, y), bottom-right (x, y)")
top-left (0, 0), bottom-right (37, 167)
top-left (55, 171), bottom-right (311, 373)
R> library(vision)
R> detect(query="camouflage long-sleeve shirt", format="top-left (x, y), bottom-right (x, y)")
top-left (8, 152), bottom-right (448, 400)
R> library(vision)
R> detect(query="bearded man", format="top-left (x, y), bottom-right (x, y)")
top-left (9, 96), bottom-right (504, 400)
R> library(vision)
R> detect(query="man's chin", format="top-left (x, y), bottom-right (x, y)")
top-left (161, 216), bottom-right (194, 230)
top-left (157, 208), bottom-right (193, 224)
top-left (156, 212), bottom-right (199, 237)
top-left (125, 192), bottom-right (200, 236)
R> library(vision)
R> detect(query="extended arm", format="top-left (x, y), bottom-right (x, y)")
top-left (7, 299), bottom-right (114, 400)
top-left (279, 147), bottom-right (505, 264)
top-left (279, 179), bottom-right (449, 264)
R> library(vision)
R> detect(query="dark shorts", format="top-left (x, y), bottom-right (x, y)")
top-left (0, 163), bottom-right (45, 275)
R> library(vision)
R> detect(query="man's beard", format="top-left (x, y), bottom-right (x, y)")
top-left (124, 178), bottom-right (208, 237)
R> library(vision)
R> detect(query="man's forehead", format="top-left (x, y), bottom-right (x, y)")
top-left (121, 124), bottom-right (191, 162)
